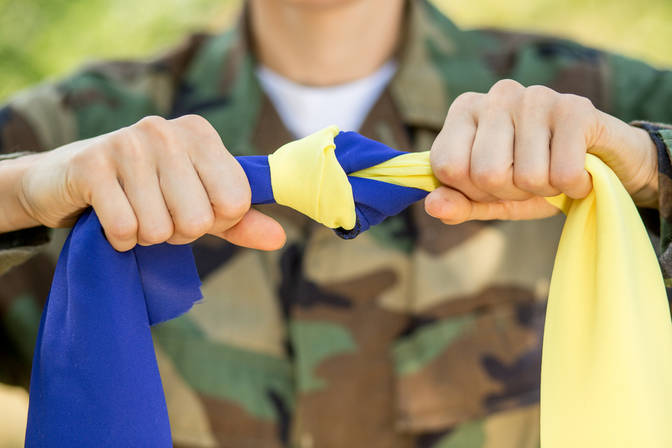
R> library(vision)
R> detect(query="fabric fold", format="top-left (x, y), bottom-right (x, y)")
top-left (541, 155), bottom-right (672, 447)
top-left (268, 125), bottom-right (356, 230)
top-left (26, 209), bottom-right (202, 446)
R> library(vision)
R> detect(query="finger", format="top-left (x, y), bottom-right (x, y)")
top-left (431, 92), bottom-right (496, 203)
top-left (470, 79), bottom-right (527, 200)
top-left (118, 157), bottom-right (175, 246)
top-left (513, 87), bottom-right (560, 197)
top-left (470, 108), bottom-right (529, 200)
top-left (425, 185), bottom-right (559, 224)
top-left (189, 140), bottom-right (252, 236)
top-left (216, 208), bottom-right (286, 251)
top-left (157, 151), bottom-right (215, 245)
top-left (425, 185), bottom-right (474, 223)
top-left (426, 186), bottom-right (507, 223)
top-left (90, 177), bottom-right (138, 251)
top-left (550, 100), bottom-right (593, 199)
top-left (549, 126), bottom-right (592, 199)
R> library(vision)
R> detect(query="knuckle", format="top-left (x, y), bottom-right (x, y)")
top-left (557, 94), bottom-right (594, 117)
top-left (134, 115), bottom-right (174, 148)
top-left (550, 166), bottom-right (583, 189)
top-left (471, 167), bottom-right (507, 189)
top-left (485, 80), bottom-right (524, 111)
top-left (111, 129), bottom-right (146, 159)
top-left (107, 216), bottom-right (138, 241)
top-left (448, 92), bottom-right (481, 113)
top-left (431, 157), bottom-right (467, 185)
top-left (520, 85), bottom-right (556, 111)
top-left (216, 192), bottom-right (250, 223)
top-left (568, 94), bottom-right (594, 109)
top-left (514, 171), bottom-right (548, 192)
top-left (136, 115), bottom-right (167, 133)
top-left (139, 223), bottom-right (173, 245)
top-left (524, 84), bottom-right (555, 99)
top-left (178, 210), bottom-right (215, 237)
top-left (489, 79), bottom-right (523, 96)
top-left (175, 114), bottom-right (215, 135)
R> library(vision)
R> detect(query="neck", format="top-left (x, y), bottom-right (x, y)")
top-left (249, 0), bottom-right (404, 86)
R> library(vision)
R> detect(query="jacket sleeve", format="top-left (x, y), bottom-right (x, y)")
top-left (630, 122), bottom-right (672, 285)
top-left (0, 87), bottom-right (76, 275)
top-left (0, 54), bottom-right (183, 275)
top-left (0, 67), bottom-right (166, 387)
top-left (0, 36), bottom-right (207, 389)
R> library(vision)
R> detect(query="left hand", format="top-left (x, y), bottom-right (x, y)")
top-left (425, 79), bottom-right (659, 224)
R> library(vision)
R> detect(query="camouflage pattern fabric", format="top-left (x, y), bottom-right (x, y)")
top-left (2, 1), bottom-right (672, 446)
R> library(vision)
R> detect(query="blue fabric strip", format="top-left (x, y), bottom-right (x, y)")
top-left (25, 132), bottom-right (431, 446)
top-left (26, 209), bottom-right (202, 446)
top-left (237, 155), bottom-right (275, 204)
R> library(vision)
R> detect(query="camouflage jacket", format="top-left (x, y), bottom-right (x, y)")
top-left (2, 1), bottom-right (672, 447)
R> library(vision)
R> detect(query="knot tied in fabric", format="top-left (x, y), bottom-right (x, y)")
top-left (237, 126), bottom-right (439, 237)
top-left (268, 125), bottom-right (356, 230)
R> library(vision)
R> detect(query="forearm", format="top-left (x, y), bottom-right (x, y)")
top-left (0, 153), bottom-right (43, 233)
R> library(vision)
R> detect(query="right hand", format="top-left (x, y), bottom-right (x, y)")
top-left (17, 114), bottom-right (286, 251)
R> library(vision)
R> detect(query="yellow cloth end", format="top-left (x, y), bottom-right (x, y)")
top-left (268, 125), bottom-right (357, 230)
top-left (540, 153), bottom-right (672, 447)
top-left (350, 151), bottom-right (441, 192)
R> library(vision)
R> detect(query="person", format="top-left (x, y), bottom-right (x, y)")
top-left (1, 0), bottom-right (671, 446)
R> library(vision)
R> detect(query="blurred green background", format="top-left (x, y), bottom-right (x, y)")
top-left (1, 0), bottom-right (672, 101)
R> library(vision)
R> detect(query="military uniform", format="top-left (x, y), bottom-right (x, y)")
top-left (2, 1), bottom-right (672, 446)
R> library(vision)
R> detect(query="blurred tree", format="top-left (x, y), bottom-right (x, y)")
top-left (1, 0), bottom-right (671, 100)
top-left (0, 0), bottom-right (241, 99)
top-left (435, 0), bottom-right (672, 67)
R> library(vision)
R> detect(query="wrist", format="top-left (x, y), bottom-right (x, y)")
top-left (628, 122), bottom-right (672, 209)
top-left (628, 126), bottom-right (659, 208)
top-left (590, 112), bottom-right (658, 206)
top-left (0, 153), bottom-right (44, 232)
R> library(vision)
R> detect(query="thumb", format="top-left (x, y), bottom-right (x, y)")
top-left (214, 208), bottom-right (286, 251)
top-left (425, 186), bottom-right (559, 224)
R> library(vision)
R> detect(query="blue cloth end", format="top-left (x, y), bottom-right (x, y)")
top-left (25, 209), bottom-right (201, 447)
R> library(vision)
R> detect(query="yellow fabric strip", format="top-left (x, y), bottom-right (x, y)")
top-left (541, 154), bottom-right (672, 447)
top-left (350, 151), bottom-right (440, 192)
top-left (355, 150), bottom-right (672, 446)
top-left (269, 127), bottom-right (672, 447)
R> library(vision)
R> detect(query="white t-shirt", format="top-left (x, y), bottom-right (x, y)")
top-left (255, 61), bottom-right (398, 139)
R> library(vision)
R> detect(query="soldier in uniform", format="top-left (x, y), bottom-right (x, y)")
top-left (1, 0), bottom-right (671, 446)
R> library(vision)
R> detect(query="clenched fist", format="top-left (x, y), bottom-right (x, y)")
top-left (7, 114), bottom-right (286, 251)
top-left (425, 79), bottom-right (659, 224)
